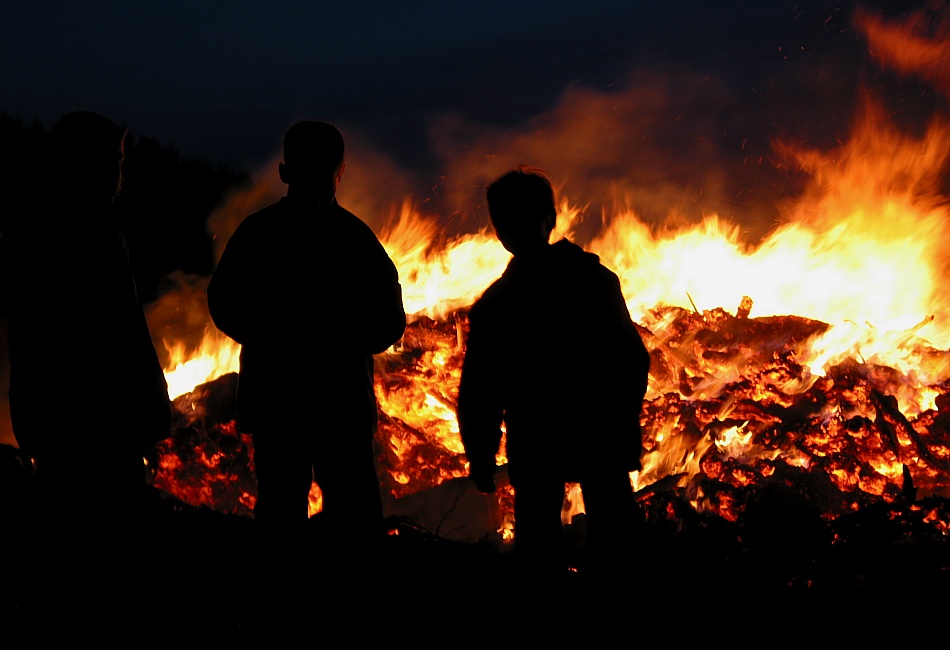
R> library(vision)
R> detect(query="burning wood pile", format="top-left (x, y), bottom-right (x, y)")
top-left (150, 295), bottom-right (950, 552)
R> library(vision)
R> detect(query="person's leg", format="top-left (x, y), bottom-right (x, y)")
top-left (511, 473), bottom-right (568, 579)
top-left (578, 471), bottom-right (639, 580)
top-left (251, 431), bottom-right (313, 525)
top-left (311, 428), bottom-right (385, 541)
top-left (247, 429), bottom-right (313, 633)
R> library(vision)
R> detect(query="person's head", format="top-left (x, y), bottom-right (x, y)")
top-left (50, 111), bottom-right (127, 204)
top-left (486, 167), bottom-right (556, 257)
top-left (278, 120), bottom-right (345, 202)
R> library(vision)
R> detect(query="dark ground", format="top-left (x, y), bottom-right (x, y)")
top-left (2, 446), bottom-right (948, 645)
top-left (5, 407), bottom-right (949, 640)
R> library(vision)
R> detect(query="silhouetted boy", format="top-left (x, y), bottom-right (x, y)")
top-left (457, 167), bottom-right (651, 581)
top-left (207, 121), bottom-right (406, 544)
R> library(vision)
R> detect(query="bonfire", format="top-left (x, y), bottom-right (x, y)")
top-left (146, 5), bottom-right (950, 554)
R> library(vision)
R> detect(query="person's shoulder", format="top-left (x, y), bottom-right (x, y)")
top-left (329, 201), bottom-right (374, 230)
top-left (555, 240), bottom-right (620, 283)
top-left (230, 200), bottom-right (284, 235)
top-left (327, 201), bottom-right (390, 247)
top-left (551, 239), bottom-right (601, 267)
top-left (328, 200), bottom-right (360, 220)
top-left (591, 256), bottom-right (621, 282)
top-left (250, 199), bottom-right (288, 221)
top-left (469, 274), bottom-right (511, 317)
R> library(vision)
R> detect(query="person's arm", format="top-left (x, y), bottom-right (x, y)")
top-left (358, 246), bottom-right (406, 354)
top-left (605, 270), bottom-right (651, 471)
top-left (602, 269), bottom-right (650, 395)
top-left (333, 224), bottom-right (406, 354)
top-left (457, 307), bottom-right (504, 494)
top-left (207, 224), bottom-right (259, 346)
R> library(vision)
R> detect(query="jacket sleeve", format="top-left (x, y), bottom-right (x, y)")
top-left (456, 305), bottom-right (504, 482)
top-left (605, 270), bottom-right (651, 471)
top-left (613, 276), bottom-right (650, 401)
top-left (207, 223), bottom-right (260, 346)
top-left (341, 238), bottom-right (406, 354)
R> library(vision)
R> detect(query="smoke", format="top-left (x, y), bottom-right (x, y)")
top-left (186, 0), bottom-right (950, 334)
top-left (204, 160), bottom-right (283, 265)
top-left (428, 70), bottom-right (766, 245)
top-left (202, 65), bottom-right (798, 260)
top-left (854, 2), bottom-right (950, 99)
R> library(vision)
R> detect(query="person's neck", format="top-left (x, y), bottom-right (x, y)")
top-left (286, 185), bottom-right (336, 209)
top-left (512, 241), bottom-right (551, 261)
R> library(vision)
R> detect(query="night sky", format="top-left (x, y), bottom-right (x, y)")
top-left (7, 1), bottom-right (938, 241)
top-left (3, 0), bottom-right (947, 266)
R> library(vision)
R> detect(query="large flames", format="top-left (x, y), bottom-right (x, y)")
top-left (151, 4), bottom-right (950, 540)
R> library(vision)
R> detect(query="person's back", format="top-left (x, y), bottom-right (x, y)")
top-left (458, 167), bottom-right (650, 580)
top-left (464, 238), bottom-right (647, 478)
top-left (209, 197), bottom-right (396, 425)
top-left (207, 121), bottom-right (405, 545)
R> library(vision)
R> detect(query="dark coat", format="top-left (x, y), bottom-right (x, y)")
top-left (0, 204), bottom-right (172, 457)
top-left (457, 238), bottom-right (650, 485)
top-left (206, 196), bottom-right (406, 436)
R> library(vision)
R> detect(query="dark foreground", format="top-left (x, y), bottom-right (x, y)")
top-left (3, 482), bottom-right (949, 645)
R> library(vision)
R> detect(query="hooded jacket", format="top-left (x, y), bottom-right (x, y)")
top-left (457, 238), bottom-right (650, 484)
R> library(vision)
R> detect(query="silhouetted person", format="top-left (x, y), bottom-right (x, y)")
top-left (0, 112), bottom-right (172, 578)
top-left (207, 121), bottom-right (405, 547)
top-left (457, 168), bottom-right (651, 584)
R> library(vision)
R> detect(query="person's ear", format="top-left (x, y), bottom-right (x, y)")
top-left (336, 162), bottom-right (345, 184)
top-left (278, 162), bottom-right (290, 185)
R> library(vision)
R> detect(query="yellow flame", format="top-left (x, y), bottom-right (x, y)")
top-left (163, 328), bottom-right (241, 400)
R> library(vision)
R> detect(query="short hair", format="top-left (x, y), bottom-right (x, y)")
top-left (282, 121), bottom-right (345, 174)
top-left (486, 166), bottom-right (556, 243)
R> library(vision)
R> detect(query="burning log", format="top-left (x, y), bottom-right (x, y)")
top-left (150, 372), bottom-right (256, 516)
top-left (872, 386), bottom-right (950, 477)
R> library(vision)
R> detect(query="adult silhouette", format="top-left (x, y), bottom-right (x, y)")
top-left (207, 121), bottom-right (405, 544)
top-left (457, 167), bottom-right (651, 582)
top-left (0, 111), bottom-right (172, 568)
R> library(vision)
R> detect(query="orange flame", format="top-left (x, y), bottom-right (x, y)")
top-left (164, 328), bottom-right (241, 400)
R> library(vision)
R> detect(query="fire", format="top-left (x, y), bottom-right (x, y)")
top-left (164, 328), bottom-right (241, 400)
top-left (151, 3), bottom-right (950, 541)
top-left (591, 99), bottom-right (950, 351)
top-left (380, 200), bottom-right (512, 321)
